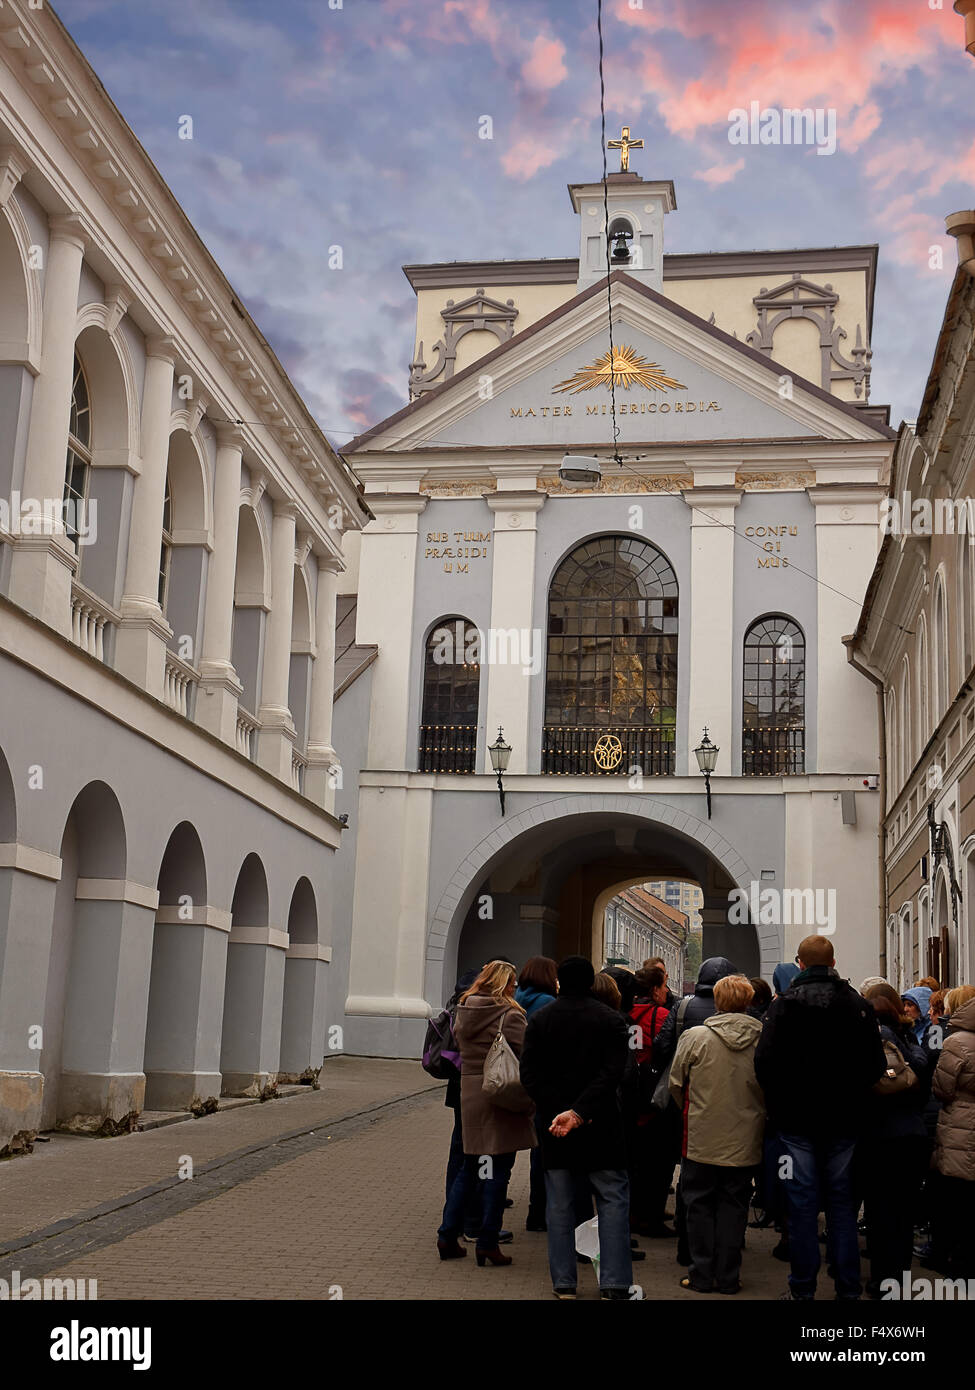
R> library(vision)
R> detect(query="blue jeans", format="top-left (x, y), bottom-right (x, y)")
top-left (445, 1106), bottom-right (483, 1232)
top-left (545, 1168), bottom-right (633, 1293)
top-left (779, 1133), bottom-right (861, 1299)
top-left (439, 1152), bottom-right (515, 1249)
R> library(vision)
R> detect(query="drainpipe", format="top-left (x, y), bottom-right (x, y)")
top-left (955, 0), bottom-right (975, 58)
top-left (843, 637), bottom-right (888, 975)
top-left (946, 210), bottom-right (975, 275)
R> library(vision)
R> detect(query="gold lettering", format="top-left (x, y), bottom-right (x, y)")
top-left (525, 408), bottom-right (536, 417)
top-left (675, 402), bottom-right (683, 413)
top-left (789, 526), bottom-right (797, 536)
top-left (457, 563), bottom-right (469, 573)
top-left (744, 527), bottom-right (755, 537)
top-left (510, 407), bottom-right (522, 417)
top-left (587, 405), bottom-right (599, 415)
top-left (686, 402), bottom-right (696, 412)
top-left (660, 403), bottom-right (670, 413)
top-left (553, 406), bottom-right (561, 417)
top-left (541, 407), bottom-right (549, 417)
top-left (564, 405), bottom-right (572, 416)
top-left (782, 557), bottom-right (790, 568)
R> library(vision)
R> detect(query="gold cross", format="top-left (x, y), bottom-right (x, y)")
top-left (607, 124), bottom-right (643, 173)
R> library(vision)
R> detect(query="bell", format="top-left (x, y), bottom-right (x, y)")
top-left (611, 231), bottom-right (631, 262)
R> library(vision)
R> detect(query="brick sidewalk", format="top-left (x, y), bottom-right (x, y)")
top-left (0, 1057), bottom-right (440, 1246)
top-left (6, 1077), bottom-right (792, 1301)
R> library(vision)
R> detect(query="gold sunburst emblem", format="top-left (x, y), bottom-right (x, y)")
top-left (593, 734), bottom-right (623, 771)
top-left (553, 345), bottom-right (686, 395)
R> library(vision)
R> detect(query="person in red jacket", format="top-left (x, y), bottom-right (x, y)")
top-left (629, 966), bottom-right (679, 1238)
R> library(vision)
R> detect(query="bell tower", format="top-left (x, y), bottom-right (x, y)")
top-left (570, 129), bottom-right (675, 295)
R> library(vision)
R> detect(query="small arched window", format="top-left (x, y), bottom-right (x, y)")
top-left (419, 616), bottom-right (480, 773)
top-left (63, 353), bottom-right (91, 550)
top-left (742, 614), bottom-right (805, 775)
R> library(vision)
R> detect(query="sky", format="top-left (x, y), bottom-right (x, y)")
top-left (54, 0), bottom-right (975, 447)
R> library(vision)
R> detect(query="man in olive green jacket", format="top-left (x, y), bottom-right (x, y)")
top-left (668, 975), bottom-right (765, 1293)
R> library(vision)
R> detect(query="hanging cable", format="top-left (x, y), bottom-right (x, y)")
top-left (596, 0), bottom-right (622, 467)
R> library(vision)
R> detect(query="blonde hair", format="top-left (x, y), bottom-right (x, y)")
top-left (460, 959), bottom-right (524, 1011)
top-left (944, 984), bottom-right (975, 1016)
top-left (713, 974), bottom-right (755, 1014)
top-left (591, 972), bottom-right (621, 1010)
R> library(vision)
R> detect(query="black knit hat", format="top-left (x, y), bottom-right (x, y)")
top-left (558, 955), bottom-right (595, 997)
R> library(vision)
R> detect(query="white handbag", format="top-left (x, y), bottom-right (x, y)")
top-left (482, 1026), bottom-right (533, 1112)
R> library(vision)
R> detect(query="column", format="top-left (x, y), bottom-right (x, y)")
top-left (195, 423), bottom-right (244, 742)
top-left (219, 926), bottom-right (288, 1096)
top-left (682, 483), bottom-right (741, 777)
top-left (483, 490), bottom-right (546, 774)
top-left (344, 779), bottom-right (435, 1056)
top-left (256, 498), bottom-right (297, 781)
top-left (0, 845), bottom-right (61, 1152)
top-left (114, 337), bottom-right (176, 697)
top-left (278, 942), bottom-right (330, 1081)
top-left (304, 554), bottom-right (341, 810)
top-left (142, 904), bottom-right (231, 1110)
top-left (355, 494), bottom-right (427, 768)
top-left (808, 484), bottom-right (885, 772)
top-left (7, 214), bottom-right (86, 635)
top-left (57, 878), bottom-right (158, 1131)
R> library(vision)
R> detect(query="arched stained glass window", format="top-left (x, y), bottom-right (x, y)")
top-left (544, 535), bottom-right (678, 776)
top-left (742, 614), bottom-right (805, 775)
top-left (63, 352), bottom-right (91, 550)
top-left (419, 615), bottom-right (480, 773)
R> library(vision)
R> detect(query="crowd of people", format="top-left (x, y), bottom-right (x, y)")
top-left (427, 936), bottom-right (975, 1300)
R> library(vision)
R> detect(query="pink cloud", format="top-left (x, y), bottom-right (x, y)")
top-left (694, 156), bottom-right (746, 186)
top-left (521, 35), bottom-right (567, 91)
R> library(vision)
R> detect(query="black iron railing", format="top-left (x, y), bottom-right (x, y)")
top-left (542, 725), bottom-right (675, 776)
top-left (418, 724), bottom-right (477, 774)
top-left (742, 727), bottom-right (804, 776)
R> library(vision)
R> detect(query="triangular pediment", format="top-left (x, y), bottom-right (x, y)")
top-left (349, 272), bottom-right (892, 454)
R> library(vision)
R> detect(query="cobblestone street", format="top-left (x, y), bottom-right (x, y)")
top-left (0, 1058), bottom-right (789, 1301)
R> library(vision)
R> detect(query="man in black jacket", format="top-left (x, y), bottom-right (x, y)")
top-left (754, 935), bottom-right (887, 1300)
top-left (520, 955), bottom-right (632, 1300)
top-left (651, 956), bottom-right (738, 1071)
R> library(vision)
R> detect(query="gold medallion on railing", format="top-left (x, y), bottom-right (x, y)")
top-left (593, 734), bottom-right (623, 771)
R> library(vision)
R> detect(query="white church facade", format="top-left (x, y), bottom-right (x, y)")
top-left (337, 167), bottom-right (897, 1057)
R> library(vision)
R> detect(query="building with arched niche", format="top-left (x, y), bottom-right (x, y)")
top-left (336, 160), bottom-right (898, 1057)
top-left (0, 2), bottom-right (367, 1153)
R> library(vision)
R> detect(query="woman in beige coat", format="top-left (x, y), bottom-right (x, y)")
top-left (932, 989), bottom-right (975, 1276)
top-left (437, 960), bottom-right (536, 1266)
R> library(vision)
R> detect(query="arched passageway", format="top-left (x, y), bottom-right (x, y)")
top-left (438, 810), bottom-right (761, 1002)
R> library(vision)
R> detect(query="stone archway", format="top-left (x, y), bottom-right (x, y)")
top-left (426, 795), bottom-right (770, 1002)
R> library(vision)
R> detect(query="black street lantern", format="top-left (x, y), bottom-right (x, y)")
top-left (488, 726), bottom-right (512, 816)
top-left (694, 726), bottom-right (719, 819)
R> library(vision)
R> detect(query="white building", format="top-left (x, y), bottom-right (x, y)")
top-left (337, 153), bottom-right (897, 1058)
top-left (0, 2), bottom-right (366, 1153)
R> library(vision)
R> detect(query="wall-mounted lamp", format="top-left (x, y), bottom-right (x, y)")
top-left (488, 726), bottom-right (512, 816)
top-left (694, 727), bottom-right (719, 819)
